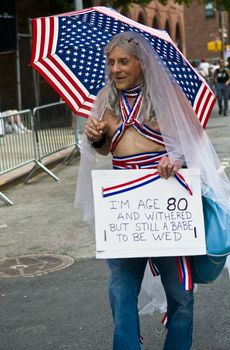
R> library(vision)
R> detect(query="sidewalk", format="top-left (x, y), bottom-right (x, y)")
top-left (0, 154), bottom-right (95, 260)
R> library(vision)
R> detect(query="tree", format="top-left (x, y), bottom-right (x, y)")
top-left (213, 0), bottom-right (230, 13)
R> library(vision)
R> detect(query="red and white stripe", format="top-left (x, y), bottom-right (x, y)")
top-left (139, 335), bottom-right (144, 345)
top-left (174, 172), bottom-right (193, 195)
top-left (193, 84), bottom-right (216, 128)
top-left (177, 256), bottom-right (193, 291)
top-left (102, 169), bottom-right (193, 198)
top-left (120, 93), bottom-right (143, 125)
top-left (161, 312), bottom-right (168, 327)
top-left (30, 16), bottom-right (94, 118)
top-left (102, 171), bottom-right (161, 197)
top-left (148, 259), bottom-right (160, 276)
top-left (112, 152), bottom-right (167, 169)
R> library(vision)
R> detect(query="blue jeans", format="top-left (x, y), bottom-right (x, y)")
top-left (216, 83), bottom-right (229, 115)
top-left (107, 257), bottom-right (194, 350)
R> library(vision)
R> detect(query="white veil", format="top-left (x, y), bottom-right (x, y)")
top-left (75, 31), bottom-right (230, 313)
top-left (75, 87), bottom-right (109, 226)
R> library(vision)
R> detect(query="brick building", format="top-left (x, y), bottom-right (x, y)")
top-left (128, 1), bottom-right (186, 54)
top-left (128, 1), bottom-right (230, 62)
top-left (184, 1), bottom-right (229, 61)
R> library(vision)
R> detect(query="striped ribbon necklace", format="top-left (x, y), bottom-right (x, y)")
top-left (120, 82), bottom-right (144, 126)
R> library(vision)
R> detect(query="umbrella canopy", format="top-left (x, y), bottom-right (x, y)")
top-left (30, 6), bottom-right (215, 126)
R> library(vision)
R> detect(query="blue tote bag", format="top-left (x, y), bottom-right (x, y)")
top-left (191, 195), bottom-right (230, 283)
top-left (202, 195), bottom-right (230, 257)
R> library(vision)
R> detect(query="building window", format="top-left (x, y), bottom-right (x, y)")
top-left (138, 12), bottom-right (145, 24)
top-left (165, 20), bottom-right (171, 36)
top-left (175, 23), bottom-right (182, 51)
top-left (152, 16), bottom-right (159, 29)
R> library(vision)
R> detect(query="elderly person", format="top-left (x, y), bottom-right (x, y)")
top-left (76, 32), bottom-right (230, 350)
top-left (84, 32), bottom-right (191, 350)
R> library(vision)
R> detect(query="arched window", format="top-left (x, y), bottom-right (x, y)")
top-left (152, 16), bottom-right (159, 29)
top-left (138, 12), bottom-right (145, 25)
top-left (165, 20), bottom-right (171, 36)
top-left (175, 23), bottom-right (182, 51)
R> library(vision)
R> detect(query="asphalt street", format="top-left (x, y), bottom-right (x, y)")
top-left (0, 104), bottom-right (230, 350)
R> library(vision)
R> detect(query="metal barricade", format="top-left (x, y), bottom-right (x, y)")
top-left (0, 109), bottom-right (34, 205)
top-left (25, 102), bottom-right (78, 182)
top-left (0, 104), bottom-right (80, 205)
top-left (0, 109), bottom-right (34, 173)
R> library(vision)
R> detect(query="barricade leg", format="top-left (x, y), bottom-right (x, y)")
top-left (0, 192), bottom-right (13, 205)
top-left (24, 160), bottom-right (60, 183)
top-left (62, 144), bottom-right (80, 165)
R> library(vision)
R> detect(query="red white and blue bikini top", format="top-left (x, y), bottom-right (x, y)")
top-left (110, 83), bottom-right (166, 153)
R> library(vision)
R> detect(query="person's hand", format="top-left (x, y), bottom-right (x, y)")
top-left (85, 118), bottom-right (108, 143)
top-left (157, 156), bottom-right (182, 179)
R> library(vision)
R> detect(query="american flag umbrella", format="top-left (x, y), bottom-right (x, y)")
top-left (30, 6), bottom-right (216, 126)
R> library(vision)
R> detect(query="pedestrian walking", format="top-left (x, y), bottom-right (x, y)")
top-left (198, 58), bottom-right (210, 78)
top-left (213, 59), bottom-right (230, 116)
top-left (76, 32), bottom-right (230, 350)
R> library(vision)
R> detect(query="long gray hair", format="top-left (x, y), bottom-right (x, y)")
top-left (104, 32), bottom-right (156, 121)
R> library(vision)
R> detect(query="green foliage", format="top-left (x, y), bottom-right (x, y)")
top-left (46, 0), bottom-right (73, 13)
top-left (215, 0), bottom-right (230, 12)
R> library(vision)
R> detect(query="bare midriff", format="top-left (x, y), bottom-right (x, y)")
top-left (103, 111), bottom-right (166, 156)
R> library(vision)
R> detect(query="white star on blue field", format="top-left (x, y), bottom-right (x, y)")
top-left (57, 11), bottom-right (201, 102)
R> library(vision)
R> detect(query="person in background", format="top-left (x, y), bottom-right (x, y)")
top-left (198, 58), bottom-right (210, 78)
top-left (2, 110), bottom-right (31, 134)
top-left (213, 59), bottom-right (230, 116)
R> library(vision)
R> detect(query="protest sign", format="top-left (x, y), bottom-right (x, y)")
top-left (92, 169), bottom-right (206, 259)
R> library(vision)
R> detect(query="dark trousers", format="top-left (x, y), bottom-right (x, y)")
top-left (216, 83), bottom-right (229, 115)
